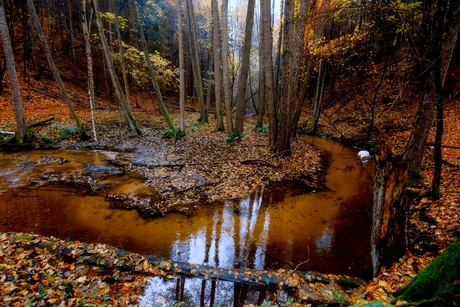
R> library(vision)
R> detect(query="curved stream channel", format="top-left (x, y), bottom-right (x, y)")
top-left (0, 136), bottom-right (374, 305)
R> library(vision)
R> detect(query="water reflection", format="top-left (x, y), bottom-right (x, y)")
top-left (0, 137), bottom-right (374, 279)
top-left (139, 276), bottom-right (281, 307)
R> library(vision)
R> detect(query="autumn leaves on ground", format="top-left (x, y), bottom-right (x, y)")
top-left (1, 70), bottom-right (460, 306)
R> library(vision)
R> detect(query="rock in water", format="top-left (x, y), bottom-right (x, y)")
top-left (357, 150), bottom-right (370, 162)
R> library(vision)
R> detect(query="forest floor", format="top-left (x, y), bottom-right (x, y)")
top-left (0, 74), bottom-right (459, 306)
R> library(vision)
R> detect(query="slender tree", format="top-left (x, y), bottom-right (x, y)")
top-left (211, 0), bottom-right (224, 131)
top-left (185, 0), bottom-right (207, 123)
top-left (221, 0), bottom-right (233, 134)
top-left (0, 1), bottom-right (29, 143)
top-left (274, 0), bottom-right (295, 153)
top-left (234, 0), bottom-right (256, 136)
top-left (308, 60), bottom-right (326, 134)
top-left (81, 0), bottom-right (97, 141)
top-left (432, 0), bottom-right (460, 199)
top-left (177, 0), bottom-right (186, 135)
top-left (129, 0), bottom-right (176, 135)
top-left (111, 0), bottom-right (131, 110)
top-left (402, 1), bottom-right (460, 172)
top-left (92, 0), bottom-right (141, 135)
top-left (260, 0), bottom-right (276, 148)
top-left (27, 0), bottom-right (89, 140)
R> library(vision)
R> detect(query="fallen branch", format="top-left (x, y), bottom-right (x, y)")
top-left (0, 130), bottom-right (15, 135)
top-left (29, 116), bottom-right (55, 127)
top-left (240, 159), bottom-right (277, 168)
top-left (174, 181), bottom-right (221, 194)
top-left (427, 143), bottom-right (460, 149)
top-left (31, 87), bottom-right (61, 99)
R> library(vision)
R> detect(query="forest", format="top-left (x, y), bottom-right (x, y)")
top-left (0, 0), bottom-right (459, 306)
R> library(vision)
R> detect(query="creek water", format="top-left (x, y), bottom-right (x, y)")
top-left (0, 136), bottom-right (374, 303)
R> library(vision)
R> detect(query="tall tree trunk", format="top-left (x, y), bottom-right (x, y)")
top-left (289, 0), bottom-right (310, 134)
top-left (185, 0), bottom-right (207, 123)
top-left (221, 0), bottom-right (233, 133)
top-left (81, 0), bottom-right (97, 141)
top-left (255, 10), bottom-right (266, 129)
top-left (211, 0), bottom-right (224, 131)
top-left (432, 0), bottom-right (460, 199)
top-left (402, 2), bottom-right (460, 172)
top-left (177, 0), bottom-right (186, 135)
top-left (0, 2), bottom-right (29, 143)
top-left (261, 0), bottom-right (276, 148)
top-left (92, 0), bottom-right (141, 135)
top-left (234, 0), bottom-right (256, 136)
top-left (129, 0), bottom-right (176, 134)
top-left (308, 60), bottom-right (326, 135)
top-left (275, 0), bottom-right (295, 154)
top-left (112, 0), bottom-right (131, 110)
top-left (27, 0), bottom-right (89, 141)
top-left (67, 0), bottom-right (76, 68)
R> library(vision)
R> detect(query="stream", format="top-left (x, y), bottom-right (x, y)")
top-left (0, 136), bottom-right (374, 305)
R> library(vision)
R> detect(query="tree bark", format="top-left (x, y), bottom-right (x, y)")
top-left (92, 0), bottom-right (141, 135)
top-left (27, 0), bottom-right (89, 141)
top-left (81, 0), bottom-right (97, 142)
top-left (112, 0), bottom-right (131, 110)
top-left (211, 0), bottom-right (224, 131)
top-left (234, 0), bottom-right (256, 136)
top-left (371, 145), bottom-right (409, 276)
top-left (129, 0), bottom-right (176, 134)
top-left (275, 0), bottom-right (295, 154)
top-left (308, 60), bottom-right (326, 135)
top-left (260, 0), bottom-right (276, 148)
top-left (221, 0), bottom-right (233, 134)
top-left (255, 10), bottom-right (266, 129)
top-left (402, 2), bottom-right (460, 172)
top-left (0, 3), bottom-right (29, 144)
top-left (185, 0), bottom-right (207, 123)
top-left (177, 0), bottom-right (186, 135)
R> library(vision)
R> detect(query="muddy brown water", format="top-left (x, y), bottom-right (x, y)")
top-left (0, 137), bottom-right (374, 287)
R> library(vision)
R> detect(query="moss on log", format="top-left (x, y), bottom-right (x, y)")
top-left (395, 239), bottom-right (460, 306)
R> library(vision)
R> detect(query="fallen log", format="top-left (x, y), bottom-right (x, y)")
top-left (56, 243), bottom-right (366, 290)
top-left (5, 232), bottom-right (366, 305)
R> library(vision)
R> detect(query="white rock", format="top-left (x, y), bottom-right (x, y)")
top-left (358, 150), bottom-right (370, 162)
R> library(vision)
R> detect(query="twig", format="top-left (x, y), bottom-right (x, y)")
top-left (174, 181), bottom-right (220, 195)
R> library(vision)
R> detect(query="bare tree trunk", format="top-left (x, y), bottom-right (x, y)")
top-left (81, 0), bottom-right (97, 142)
top-left (185, 0), bottom-right (207, 123)
top-left (372, 145), bottom-right (409, 276)
top-left (234, 0), bottom-right (256, 136)
top-left (0, 3), bottom-right (29, 143)
top-left (212, 0), bottom-right (224, 131)
top-left (129, 0), bottom-right (176, 134)
top-left (177, 0), bottom-right (186, 135)
top-left (92, 0), bottom-right (141, 135)
top-left (112, 0), bottom-right (131, 111)
top-left (67, 0), bottom-right (76, 67)
top-left (403, 2), bottom-right (460, 172)
top-left (275, 0), bottom-right (294, 153)
top-left (261, 0), bottom-right (276, 148)
top-left (255, 11), bottom-right (266, 129)
top-left (221, 0), bottom-right (233, 134)
top-left (308, 60), bottom-right (326, 135)
top-left (27, 0), bottom-right (89, 140)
